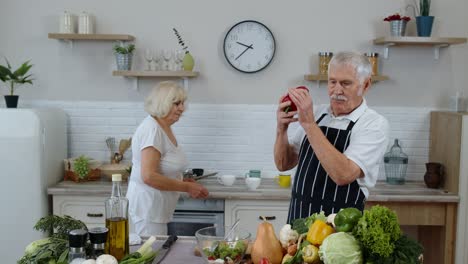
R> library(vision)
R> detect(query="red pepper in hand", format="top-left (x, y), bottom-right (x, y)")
top-left (282, 86), bottom-right (309, 113)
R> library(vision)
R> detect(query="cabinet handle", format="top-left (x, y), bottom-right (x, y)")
top-left (87, 213), bottom-right (103, 217)
top-left (258, 216), bottom-right (276, 221)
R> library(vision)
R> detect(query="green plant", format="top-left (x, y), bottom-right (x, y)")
top-left (0, 59), bottom-right (33, 96)
top-left (173, 28), bottom-right (190, 54)
top-left (74, 155), bottom-right (90, 179)
top-left (113, 43), bottom-right (135, 54)
top-left (420, 0), bottom-right (431, 16)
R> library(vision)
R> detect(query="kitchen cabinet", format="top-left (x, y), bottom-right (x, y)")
top-left (430, 111), bottom-right (468, 264)
top-left (224, 199), bottom-right (289, 238)
top-left (53, 195), bottom-right (107, 229)
top-left (373, 36), bottom-right (467, 59)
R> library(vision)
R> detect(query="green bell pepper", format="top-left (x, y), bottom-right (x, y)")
top-left (334, 207), bottom-right (362, 232)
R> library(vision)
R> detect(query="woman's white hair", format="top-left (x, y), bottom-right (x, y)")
top-left (328, 51), bottom-right (372, 85)
top-left (144, 81), bottom-right (187, 118)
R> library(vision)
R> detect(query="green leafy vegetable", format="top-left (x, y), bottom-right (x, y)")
top-left (352, 205), bottom-right (401, 258)
top-left (318, 232), bottom-right (363, 264)
top-left (34, 215), bottom-right (87, 239)
top-left (17, 237), bottom-right (68, 264)
top-left (365, 234), bottom-right (423, 264)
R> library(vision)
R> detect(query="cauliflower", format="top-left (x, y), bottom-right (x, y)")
top-left (279, 224), bottom-right (299, 248)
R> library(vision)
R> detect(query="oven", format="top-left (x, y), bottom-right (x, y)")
top-left (167, 197), bottom-right (224, 236)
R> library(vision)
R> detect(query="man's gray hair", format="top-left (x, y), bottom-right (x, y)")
top-left (144, 81), bottom-right (187, 118)
top-left (328, 51), bottom-right (372, 85)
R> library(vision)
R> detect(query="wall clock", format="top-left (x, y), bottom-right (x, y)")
top-left (223, 20), bottom-right (276, 73)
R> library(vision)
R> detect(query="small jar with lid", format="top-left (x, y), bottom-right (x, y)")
top-left (364, 52), bottom-right (379, 76)
top-left (88, 227), bottom-right (109, 259)
top-left (68, 229), bottom-right (88, 264)
top-left (318, 52), bottom-right (333, 75)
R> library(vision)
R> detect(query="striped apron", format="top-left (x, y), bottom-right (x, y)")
top-left (287, 113), bottom-right (365, 224)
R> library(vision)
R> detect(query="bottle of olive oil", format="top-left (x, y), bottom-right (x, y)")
top-left (105, 174), bottom-right (129, 260)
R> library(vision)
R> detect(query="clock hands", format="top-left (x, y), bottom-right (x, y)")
top-left (236, 41), bottom-right (254, 49)
top-left (235, 43), bottom-right (253, 60)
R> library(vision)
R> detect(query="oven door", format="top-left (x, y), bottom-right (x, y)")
top-left (167, 211), bottom-right (224, 236)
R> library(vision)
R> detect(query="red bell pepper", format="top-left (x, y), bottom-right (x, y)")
top-left (282, 86), bottom-right (309, 113)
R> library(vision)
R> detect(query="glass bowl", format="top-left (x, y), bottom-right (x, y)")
top-left (195, 225), bottom-right (251, 264)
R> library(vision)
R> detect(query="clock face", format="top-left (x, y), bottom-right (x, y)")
top-left (223, 20), bottom-right (276, 73)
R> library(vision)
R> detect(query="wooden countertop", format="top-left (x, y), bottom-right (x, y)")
top-left (48, 178), bottom-right (459, 203)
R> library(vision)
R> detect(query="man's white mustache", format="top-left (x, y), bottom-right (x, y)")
top-left (330, 94), bottom-right (348, 101)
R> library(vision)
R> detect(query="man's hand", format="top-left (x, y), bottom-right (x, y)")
top-left (287, 87), bottom-right (315, 130)
top-left (277, 94), bottom-right (298, 132)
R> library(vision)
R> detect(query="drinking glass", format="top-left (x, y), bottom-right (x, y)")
top-left (162, 49), bottom-right (172, 71)
top-left (152, 50), bottom-right (162, 71)
top-left (144, 49), bottom-right (153, 71)
top-left (176, 50), bottom-right (185, 71)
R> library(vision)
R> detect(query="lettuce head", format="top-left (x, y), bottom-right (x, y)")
top-left (318, 232), bottom-right (363, 264)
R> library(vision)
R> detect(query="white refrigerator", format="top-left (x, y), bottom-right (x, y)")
top-left (0, 108), bottom-right (67, 263)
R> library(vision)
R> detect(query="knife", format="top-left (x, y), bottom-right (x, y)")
top-left (152, 235), bottom-right (178, 264)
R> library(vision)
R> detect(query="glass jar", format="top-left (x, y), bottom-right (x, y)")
top-left (384, 139), bottom-right (408, 185)
top-left (68, 229), bottom-right (88, 263)
top-left (318, 52), bottom-right (333, 75)
top-left (365, 52), bottom-right (379, 76)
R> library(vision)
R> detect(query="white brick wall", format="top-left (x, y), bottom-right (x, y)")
top-left (20, 100), bottom-right (434, 181)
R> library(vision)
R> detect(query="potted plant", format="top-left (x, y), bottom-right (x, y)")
top-left (173, 28), bottom-right (194, 71)
top-left (113, 42), bottom-right (135, 71)
top-left (384, 13), bottom-right (411, 36)
top-left (416, 0), bottom-right (433, 36)
top-left (0, 59), bottom-right (33, 108)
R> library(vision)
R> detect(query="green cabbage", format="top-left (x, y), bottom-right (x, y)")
top-left (318, 232), bottom-right (363, 264)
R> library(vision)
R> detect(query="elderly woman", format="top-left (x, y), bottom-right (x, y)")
top-left (126, 81), bottom-right (209, 236)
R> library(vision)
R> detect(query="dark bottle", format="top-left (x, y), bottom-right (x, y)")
top-left (105, 174), bottom-right (129, 260)
top-left (88, 227), bottom-right (109, 259)
top-left (68, 229), bottom-right (88, 263)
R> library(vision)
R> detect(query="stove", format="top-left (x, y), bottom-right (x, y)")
top-left (167, 196), bottom-right (225, 236)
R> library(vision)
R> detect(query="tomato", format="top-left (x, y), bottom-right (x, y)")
top-left (259, 257), bottom-right (271, 264)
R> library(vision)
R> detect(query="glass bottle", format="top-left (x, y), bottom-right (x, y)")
top-left (105, 174), bottom-right (129, 260)
top-left (68, 229), bottom-right (88, 264)
top-left (383, 139), bottom-right (408, 185)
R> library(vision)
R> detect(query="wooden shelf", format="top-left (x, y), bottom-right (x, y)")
top-left (113, 71), bottom-right (199, 91)
top-left (112, 70), bottom-right (198, 78)
top-left (373, 36), bottom-right (467, 59)
top-left (304, 74), bottom-right (389, 82)
top-left (373, 36), bottom-right (467, 46)
top-left (48, 33), bottom-right (135, 41)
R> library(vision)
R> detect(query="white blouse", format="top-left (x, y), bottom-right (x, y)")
top-left (127, 115), bottom-right (188, 223)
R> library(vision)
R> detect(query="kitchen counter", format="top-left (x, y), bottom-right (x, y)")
top-left (48, 178), bottom-right (459, 203)
top-left (48, 179), bottom-right (459, 264)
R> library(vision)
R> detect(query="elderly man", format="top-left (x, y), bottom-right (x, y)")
top-left (274, 51), bottom-right (389, 223)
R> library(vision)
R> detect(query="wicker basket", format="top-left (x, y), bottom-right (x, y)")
top-left (63, 158), bottom-right (102, 182)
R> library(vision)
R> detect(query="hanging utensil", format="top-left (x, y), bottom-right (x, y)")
top-left (105, 137), bottom-right (115, 163)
